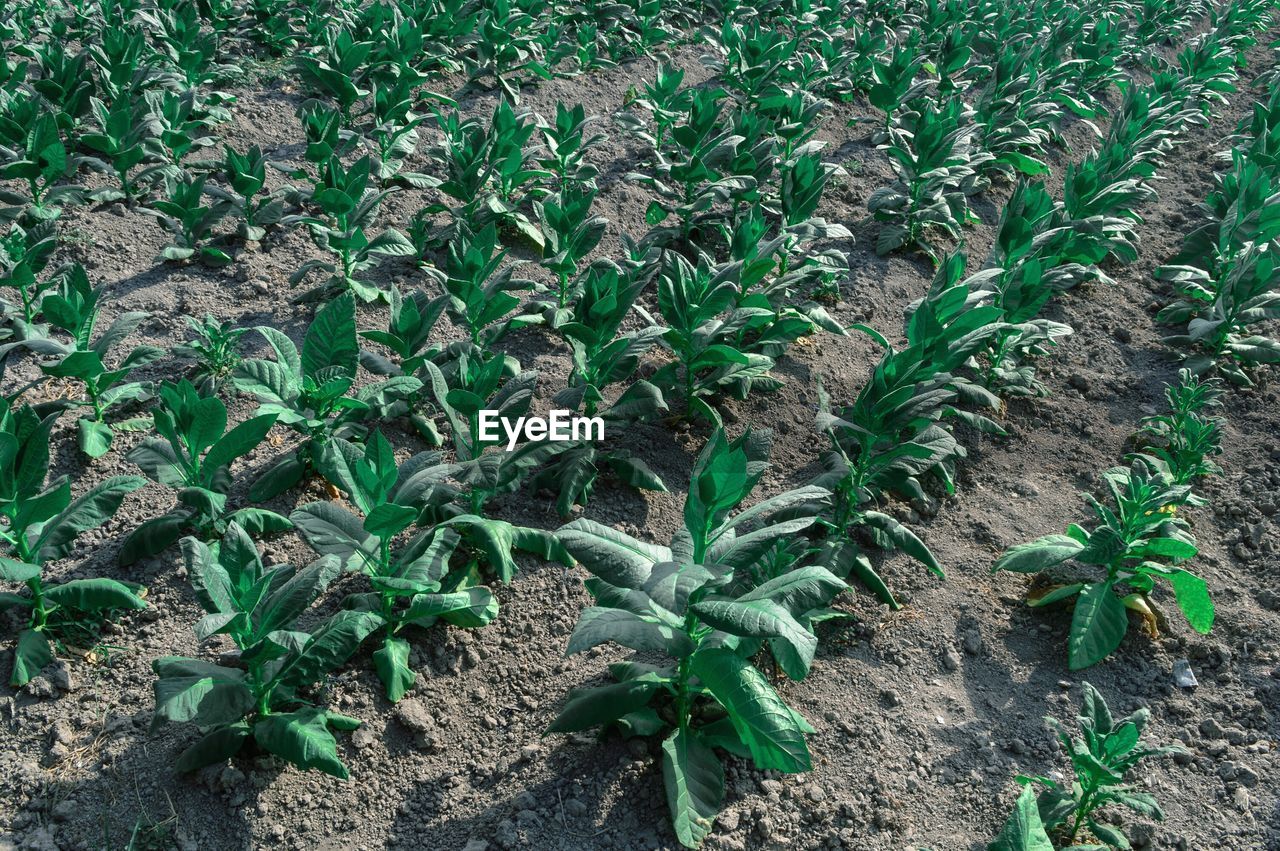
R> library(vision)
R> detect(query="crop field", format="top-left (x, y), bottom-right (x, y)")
top-left (2, 0), bottom-right (1280, 848)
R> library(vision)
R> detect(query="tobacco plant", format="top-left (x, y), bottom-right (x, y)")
top-left (0, 400), bottom-right (146, 686)
top-left (120, 381), bottom-right (290, 564)
top-left (152, 524), bottom-right (379, 777)
top-left (208, 145), bottom-right (286, 242)
top-left (812, 261), bottom-right (1003, 605)
top-left (991, 683), bottom-right (1185, 851)
top-left (143, 174), bottom-right (232, 266)
top-left (21, 265), bottom-right (164, 457)
top-left (1157, 239), bottom-right (1280, 385)
top-left (550, 428), bottom-right (843, 848)
top-left (0, 220), bottom-right (58, 339)
top-left (515, 262), bottom-right (668, 514)
top-left (993, 461), bottom-right (1214, 670)
top-left (290, 432), bottom-right (498, 701)
top-left (173, 314), bottom-right (246, 395)
top-left (869, 100), bottom-right (992, 261)
top-left (287, 155), bottom-right (416, 302)
top-left (1130, 370), bottom-right (1223, 489)
top-left (0, 111), bottom-right (87, 222)
top-left (231, 292), bottom-right (421, 499)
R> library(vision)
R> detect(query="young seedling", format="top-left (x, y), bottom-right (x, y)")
top-left (173, 314), bottom-right (247, 395)
top-left (143, 174), bottom-right (233, 266)
top-left (208, 145), bottom-right (286, 242)
top-left (152, 524), bottom-right (380, 777)
top-left (0, 400), bottom-right (146, 686)
top-left (0, 220), bottom-right (58, 339)
top-left (23, 265), bottom-right (165, 457)
top-left (287, 155), bottom-right (416, 302)
top-left (231, 292), bottom-right (421, 499)
top-left (514, 262), bottom-right (668, 514)
top-left (990, 682), bottom-right (1186, 851)
top-left (291, 432), bottom-right (498, 701)
top-left (120, 380), bottom-right (290, 564)
top-left (0, 111), bottom-right (88, 222)
top-left (1130, 370), bottom-right (1223, 489)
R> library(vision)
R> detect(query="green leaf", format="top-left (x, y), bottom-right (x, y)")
top-left (691, 598), bottom-right (815, 680)
top-left (556, 518), bottom-right (669, 588)
top-left (35, 475), bottom-right (145, 563)
top-left (994, 535), bottom-right (1085, 574)
top-left (43, 578), bottom-right (147, 612)
top-left (364, 503), bottom-right (418, 540)
top-left (1165, 569), bottom-right (1214, 634)
top-left (566, 607), bottom-right (691, 657)
top-left (253, 707), bottom-right (350, 778)
top-left (547, 678), bottom-right (662, 733)
top-left (302, 292), bottom-right (358, 379)
top-left (152, 657), bottom-right (254, 726)
top-left (662, 727), bottom-right (724, 849)
top-left (688, 647), bottom-right (810, 773)
top-left (1068, 582), bottom-right (1128, 670)
top-left (987, 784), bottom-right (1054, 851)
top-left (77, 417), bottom-right (113, 458)
top-left (204, 414), bottom-right (277, 475)
top-left (0, 557), bottom-right (41, 583)
top-left (277, 610), bottom-right (382, 690)
top-left (373, 635), bottom-right (415, 703)
top-left (11, 628), bottom-right (53, 686)
top-left (174, 722), bottom-right (252, 772)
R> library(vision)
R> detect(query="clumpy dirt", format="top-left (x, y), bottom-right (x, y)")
top-left (3, 25), bottom-right (1280, 851)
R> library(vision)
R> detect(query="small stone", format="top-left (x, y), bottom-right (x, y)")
top-left (1235, 764), bottom-right (1260, 787)
top-left (881, 689), bottom-right (903, 707)
top-left (1199, 717), bottom-right (1226, 739)
top-left (717, 809), bottom-right (740, 831)
top-left (562, 799), bottom-right (588, 819)
top-left (940, 648), bottom-right (961, 672)
top-left (1007, 739), bottom-right (1028, 756)
top-left (351, 726), bottom-right (377, 750)
top-left (806, 784), bottom-right (827, 803)
top-left (26, 677), bottom-right (57, 699)
top-left (49, 662), bottom-right (74, 694)
top-left (393, 699), bottom-right (435, 734)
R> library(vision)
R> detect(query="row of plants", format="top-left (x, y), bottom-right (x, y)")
top-left (864, 0), bottom-right (1276, 261)
top-left (984, 66), bottom-right (1280, 851)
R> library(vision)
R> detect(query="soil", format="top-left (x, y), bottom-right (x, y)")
top-left (2, 26), bottom-right (1280, 851)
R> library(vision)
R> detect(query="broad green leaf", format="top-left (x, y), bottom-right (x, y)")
top-left (662, 727), bottom-right (724, 849)
top-left (987, 784), bottom-right (1054, 851)
top-left (566, 607), bottom-right (692, 657)
top-left (302, 292), bottom-right (358, 379)
top-left (1068, 582), bottom-right (1128, 670)
top-left (43, 578), bottom-right (146, 612)
top-left (556, 518), bottom-right (669, 588)
top-left (689, 647), bottom-right (810, 773)
top-left (152, 657), bottom-right (254, 726)
top-left (1165, 569), bottom-right (1214, 633)
top-left (993, 535), bottom-right (1085, 574)
top-left (174, 722), bottom-right (252, 772)
top-left (547, 678), bottom-right (662, 733)
top-left (253, 707), bottom-right (349, 778)
top-left (373, 635), bottom-right (415, 703)
top-left (35, 475), bottom-right (145, 563)
top-left (11, 628), bottom-right (53, 686)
